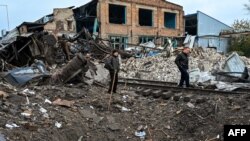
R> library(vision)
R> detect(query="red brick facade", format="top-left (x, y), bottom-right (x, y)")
top-left (97, 0), bottom-right (184, 44)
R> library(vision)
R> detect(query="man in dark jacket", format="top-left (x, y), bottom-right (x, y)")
top-left (175, 47), bottom-right (190, 87)
top-left (107, 50), bottom-right (120, 93)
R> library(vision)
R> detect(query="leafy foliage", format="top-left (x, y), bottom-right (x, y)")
top-left (232, 19), bottom-right (250, 31)
top-left (229, 35), bottom-right (250, 57)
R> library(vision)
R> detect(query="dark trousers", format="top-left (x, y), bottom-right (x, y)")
top-left (108, 71), bottom-right (118, 93)
top-left (178, 68), bottom-right (190, 87)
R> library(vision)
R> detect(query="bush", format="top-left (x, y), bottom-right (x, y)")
top-left (229, 35), bottom-right (250, 57)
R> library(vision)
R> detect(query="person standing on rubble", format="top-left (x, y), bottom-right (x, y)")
top-left (175, 47), bottom-right (190, 88)
top-left (105, 50), bottom-right (120, 94)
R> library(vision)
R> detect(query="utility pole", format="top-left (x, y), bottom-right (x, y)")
top-left (0, 4), bottom-right (10, 30)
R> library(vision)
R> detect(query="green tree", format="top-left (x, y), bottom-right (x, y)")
top-left (232, 19), bottom-right (250, 31)
top-left (228, 1), bottom-right (250, 57)
top-left (229, 35), bottom-right (250, 57)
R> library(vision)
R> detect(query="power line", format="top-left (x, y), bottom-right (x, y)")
top-left (0, 4), bottom-right (10, 30)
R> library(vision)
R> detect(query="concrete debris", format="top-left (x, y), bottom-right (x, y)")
top-left (39, 106), bottom-right (47, 114)
top-left (212, 81), bottom-right (250, 91)
top-left (120, 48), bottom-right (223, 82)
top-left (45, 99), bottom-right (52, 104)
top-left (189, 68), bottom-right (215, 83)
top-left (135, 131), bottom-right (146, 140)
top-left (55, 121), bottom-right (62, 128)
top-left (0, 91), bottom-right (9, 99)
top-left (77, 136), bottom-right (83, 141)
top-left (22, 89), bottom-right (36, 95)
top-left (134, 125), bottom-right (147, 140)
top-left (5, 123), bottom-right (20, 129)
top-left (115, 104), bottom-right (131, 112)
top-left (52, 98), bottom-right (75, 108)
top-left (0, 2), bottom-right (249, 141)
top-left (26, 96), bottom-right (30, 105)
top-left (90, 105), bottom-right (94, 109)
top-left (120, 47), bottom-right (250, 90)
top-left (187, 102), bottom-right (195, 108)
top-left (108, 123), bottom-right (121, 131)
top-left (21, 109), bottom-right (32, 117)
top-left (0, 27), bottom-right (129, 87)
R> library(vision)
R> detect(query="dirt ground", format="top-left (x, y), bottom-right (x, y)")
top-left (0, 82), bottom-right (250, 141)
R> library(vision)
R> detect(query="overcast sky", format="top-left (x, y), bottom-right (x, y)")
top-left (0, 0), bottom-right (249, 32)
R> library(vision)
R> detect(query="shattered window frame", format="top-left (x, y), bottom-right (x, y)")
top-left (139, 36), bottom-right (155, 44)
top-left (109, 36), bottom-right (128, 50)
top-left (109, 4), bottom-right (127, 24)
top-left (67, 20), bottom-right (73, 31)
top-left (139, 8), bottom-right (153, 27)
top-left (164, 12), bottom-right (177, 29)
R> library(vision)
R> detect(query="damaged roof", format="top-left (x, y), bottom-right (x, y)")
top-left (17, 22), bottom-right (45, 29)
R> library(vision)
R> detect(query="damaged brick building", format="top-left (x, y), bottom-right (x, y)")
top-left (0, 0), bottom-right (185, 65)
top-left (74, 0), bottom-right (185, 50)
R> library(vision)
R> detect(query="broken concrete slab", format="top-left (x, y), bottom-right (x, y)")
top-left (52, 98), bottom-right (75, 108)
top-left (78, 108), bottom-right (103, 124)
top-left (108, 123), bottom-right (121, 131)
top-left (187, 102), bottom-right (195, 108)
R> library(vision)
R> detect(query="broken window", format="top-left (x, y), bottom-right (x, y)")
top-left (163, 37), bottom-right (178, 48)
top-left (139, 8), bottom-right (153, 26)
top-left (139, 36), bottom-right (154, 43)
top-left (109, 4), bottom-right (126, 24)
top-left (185, 14), bottom-right (198, 35)
top-left (110, 36), bottom-right (128, 50)
top-left (164, 12), bottom-right (176, 29)
top-left (73, 0), bottom-right (98, 32)
top-left (67, 20), bottom-right (73, 31)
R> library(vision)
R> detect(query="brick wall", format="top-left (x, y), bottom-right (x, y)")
top-left (98, 0), bottom-right (184, 44)
top-left (44, 8), bottom-right (76, 36)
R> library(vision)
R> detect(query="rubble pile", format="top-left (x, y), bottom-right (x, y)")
top-left (0, 28), bottom-right (130, 86)
top-left (120, 47), bottom-right (250, 83)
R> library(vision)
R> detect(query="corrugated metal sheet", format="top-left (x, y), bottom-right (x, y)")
top-left (217, 38), bottom-right (229, 53)
top-left (197, 11), bottom-right (232, 36)
top-left (185, 11), bottom-right (232, 53)
top-left (0, 28), bottom-right (19, 44)
top-left (224, 53), bottom-right (246, 77)
top-left (197, 37), bottom-right (229, 53)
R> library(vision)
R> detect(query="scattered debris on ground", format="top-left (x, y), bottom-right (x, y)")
top-left (0, 81), bottom-right (250, 141)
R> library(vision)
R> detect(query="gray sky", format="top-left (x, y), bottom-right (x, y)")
top-left (0, 0), bottom-right (249, 32)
